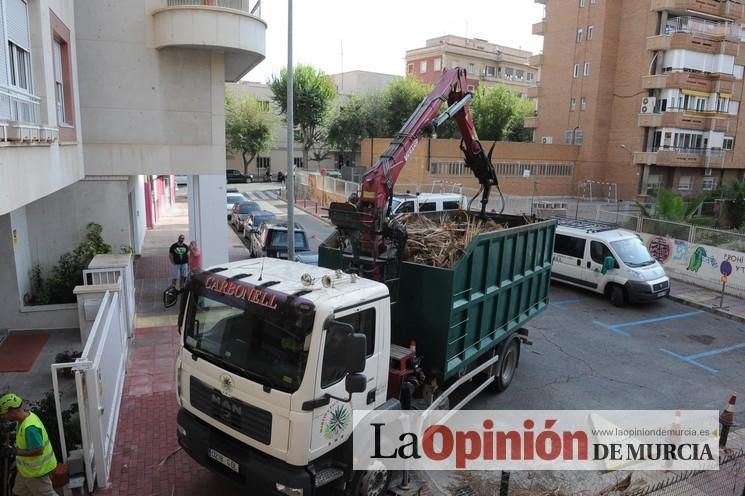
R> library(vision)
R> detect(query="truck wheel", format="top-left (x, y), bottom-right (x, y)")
top-left (608, 284), bottom-right (626, 307)
top-left (491, 338), bottom-right (520, 393)
top-left (351, 464), bottom-right (390, 496)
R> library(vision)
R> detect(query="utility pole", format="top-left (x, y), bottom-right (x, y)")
top-left (286, 0), bottom-right (295, 259)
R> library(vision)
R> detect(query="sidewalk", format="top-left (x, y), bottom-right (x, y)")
top-left (669, 277), bottom-right (745, 324)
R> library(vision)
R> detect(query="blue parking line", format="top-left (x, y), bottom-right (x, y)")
top-left (593, 310), bottom-right (703, 337)
top-left (659, 342), bottom-right (745, 374)
top-left (550, 299), bottom-right (581, 309)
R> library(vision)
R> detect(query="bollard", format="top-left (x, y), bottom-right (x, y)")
top-left (719, 393), bottom-right (736, 448)
top-left (499, 471), bottom-right (510, 496)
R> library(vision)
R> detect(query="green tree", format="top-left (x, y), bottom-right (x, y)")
top-left (269, 65), bottom-right (336, 170)
top-left (722, 180), bottom-right (745, 228)
top-left (635, 190), bottom-right (703, 222)
top-left (225, 93), bottom-right (275, 175)
top-left (470, 85), bottom-right (530, 142)
top-left (382, 77), bottom-right (432, 136)
top-left (327, 97), bottom-right (368, 162)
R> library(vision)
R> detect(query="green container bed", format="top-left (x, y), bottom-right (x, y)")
top-left (319, 214), bottom-right (556, 381)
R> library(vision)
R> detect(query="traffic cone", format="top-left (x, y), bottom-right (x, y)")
top-left (719, 393), bottom-right (736, 448)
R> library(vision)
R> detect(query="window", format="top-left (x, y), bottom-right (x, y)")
top-left (573, 64), bottom-right (579, 78)
top-left (584, 62), bottom-right (591, 76)
top-left (321, 308), bottom-right (377, 388)
top-left (468, 63), bottom-right (475, 74)
top-left (8, 42), bottom-right (31, 91)
top-left (565, 129), bottom-right (574, 144)
top-left (678, 176), bottom-right (692, 191)
top-left (555, 234), bottom-right (586, 258)
top-left (485, 65), bottom-right (496, 77)
top-left (647, 175), bottom-right (663, 194)
top-left (293, 157), bottom-right (304, 168)
top-left (505, 68), bottom-right (514, 79)
top-left (434, 58), bottom-right (442, 71)
top-left (516, 70), bottom-right (524, 80)
top-left (581, 96), bottom-right (587, 111)
top-left (577, 29), bottom-right (583, 42)
top-left (420, 60), bottom-right (427, 73)
top-left (574, 128), bottom-right (584, 144)
top-left (407, 63), bottom-right (414, 74)
top-left (590, 241), bottom-right (614, 265)
top-left (724, 137), bottom-right (734, 150)
top-left (53, 40), bottom-right (66, 124)
top-left (443, 201), bottom-right (461, 210)
top-left (257, 157), bottom-right (270, 169)
top-left (702, 177), bottom-right (718, 191)
top-left (588, 25), bottom-right (594, 40)
top-left (570, 98), bottom-right (577, 111)
top-left (580, 0), bottom-right (586, 6)
top-left (398, 201), bottom-right (414, 213)
top-left (338, 308), bottom-right (375, 357)
top-left (591, 0), bottom-right (597, 3)
top-left (527, 72), bottom-right (534, 81)
top-left (704, 168), bottom-right (712, 176)
top-left (419, 202), bottom-right (437, 212)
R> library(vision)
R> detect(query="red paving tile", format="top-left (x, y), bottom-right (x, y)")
top-left (98, 326), bottom-right (241, 496)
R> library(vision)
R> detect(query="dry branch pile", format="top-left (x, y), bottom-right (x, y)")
top-left (399, 211), bottom-right (505, 268)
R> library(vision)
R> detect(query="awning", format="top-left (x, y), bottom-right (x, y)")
top-left (682, 89), bottom-right (711, 97)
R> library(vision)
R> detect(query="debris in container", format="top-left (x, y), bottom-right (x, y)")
top-left (398, 211), bottom-right (505, 268)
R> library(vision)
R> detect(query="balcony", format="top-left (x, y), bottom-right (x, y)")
top-left (524, 115), bottom-right (538, 128)
top-left (0, 85), bottom-right (58, 144)
top-left (637, 109), bottom-right (735, 131)
top-left (532, 21), bottom-right (546, 36)
top-left (638, 147), bottom-right (730, 167)
top-left (646, 33), bottom-right (738, 56)
top-left (152, 0), bottom-right (267, 81)
top-left (641, 72), bottom-right (734, 94)
top-left (529, 53), bottom-right (544, 66)
top-left (651, 0), bottom-right (745, 20)
top-left (527, 85), bottom-right (541, 98)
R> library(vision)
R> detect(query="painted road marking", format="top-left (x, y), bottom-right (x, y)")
top-left (550, 299), bottom-right (581, 310)
top-left (593, 310), bottom-right (704, 336)
top-left (659, 342), bottom-right (745, 373)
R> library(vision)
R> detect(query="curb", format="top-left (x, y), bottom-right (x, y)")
top-left (667, 293), bottom-right (745, 324)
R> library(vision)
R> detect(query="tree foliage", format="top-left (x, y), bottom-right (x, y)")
top-left (381, 77), bottom-right (432, 137)
top-left (269, 65), bottom-right (336, 169)
top-left (225, 93), bottom-right (275, 174)
top-left (635, 190), bottom-right (703, 222)
top-left (470, 85), bottom-right (532, 142)
top-left (722, 180), bottom-right (745, 228)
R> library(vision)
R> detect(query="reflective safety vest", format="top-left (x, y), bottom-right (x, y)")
top-left (15, 412), bottom-right (57, 478)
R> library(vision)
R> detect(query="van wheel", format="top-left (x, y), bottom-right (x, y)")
top-left (350, 463), bottom-right (391, 496)
top-left (490, 338), bottom-right (520, 393)
top-left (608, 284), bottom-right (627, 307)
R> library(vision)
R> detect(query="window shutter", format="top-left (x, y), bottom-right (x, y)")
top-left (6, 0), bottom-right (30, 49)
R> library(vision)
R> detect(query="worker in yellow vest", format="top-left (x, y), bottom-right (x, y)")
top-left (0, 393), bottom-right (57, 496)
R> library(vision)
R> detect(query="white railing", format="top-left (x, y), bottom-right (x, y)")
top-left (0, 84), bottom-right (41, 124)
top-left (52, 289), bottom-right (128, 493)
top-left (83, 257), bottom-right (135, 339)
top-left (166, 0), bottom-right (257, 12)
top-left (666, 16), bottom-right (740, 38)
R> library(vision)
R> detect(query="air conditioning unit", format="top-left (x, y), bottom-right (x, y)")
top-left (640, 96), bottom-right (657, 114)
top-left (541, 136), bottom-right (553, 144)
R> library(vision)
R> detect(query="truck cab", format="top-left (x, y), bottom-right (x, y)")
top-left (173, 260), bottom-right (391, 495)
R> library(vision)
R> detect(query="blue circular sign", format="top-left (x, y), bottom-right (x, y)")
top-left (721, 260), bottom-right (733, 277)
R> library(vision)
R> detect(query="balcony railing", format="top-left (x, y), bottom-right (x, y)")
top-left (166, 0), bottom-right (261, 15)
top-left (653, 146), bottom-right (727, 157)
top-left (0, 85), bottom-right (40, 125)
top-left (665, 16), bottom-right (740, 38)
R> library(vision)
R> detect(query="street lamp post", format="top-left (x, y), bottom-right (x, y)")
top-left (286, 0), bottom-right (295, 259)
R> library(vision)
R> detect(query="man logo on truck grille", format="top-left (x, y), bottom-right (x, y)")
top-left (220, 374), bottom-right (234, 397)
top-left (322, 404), bottom-right (351, 440)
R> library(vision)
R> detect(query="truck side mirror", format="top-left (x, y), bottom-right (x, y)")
top-left (345, 373), bottom-right (367, 394)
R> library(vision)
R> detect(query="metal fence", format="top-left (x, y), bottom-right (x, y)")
top-left (165, 0), bottom-right (256, 12)
top-left (0, 84), bottom-right (41, 124)
top-left (619, 449), bottom-right (745, 496)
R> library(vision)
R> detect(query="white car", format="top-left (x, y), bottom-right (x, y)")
top-left (389, 192), bottom-right (466, 214)
top-left (551, 219), bottom-right (670, 306)
top-left (226, 193), bottom-right (246, 220)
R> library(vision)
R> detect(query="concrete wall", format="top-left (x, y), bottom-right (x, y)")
top-left (188, 175), bottom-right (228, 267)
top-left (10, 208), bottom-right (32, 303)
top-left (128, 175), bottom-right (147, 254)
top-left (360, 138), bottom-right (580, 197)
top-left (25, 179), bottom-right (131, 272)
top-left (75, 1), bottom-right (226, 176)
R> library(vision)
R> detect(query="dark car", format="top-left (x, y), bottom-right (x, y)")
top-left (226, 169), bottom-right (253, 184)
top-left (230, 201), bottom-right (261, 231)
top-left (242, 211), bottom-right (277, 239)
top-left (248, 222), bottom-right (312, 259)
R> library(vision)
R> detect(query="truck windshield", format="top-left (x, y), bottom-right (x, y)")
top-left (611, 237), bottom-right (655, 268)
top-left (183, 293), bottom-right (313, 393)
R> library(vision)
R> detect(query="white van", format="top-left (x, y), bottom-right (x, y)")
top-left (551, 220), bottom-right (670, 306)
top-left (390, 192), bottom-right (467, 215)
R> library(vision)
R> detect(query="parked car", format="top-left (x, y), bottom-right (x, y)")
top-left (389, 192), bottom-right (466, 215)
top-left (293, 251), bottom-right (319, 265)
top-left (551, 219), bottom-right (670, 306)
top-left (230, 201), bottom-right (261, 231)
top-left (226, 169), bottom-right (253, 184)
top-left (242, 211), bottom-right (277, 238)
top-left (226, 193), bottom-right (246, 220)
top-left (247, 222), bottom-right (312, 259)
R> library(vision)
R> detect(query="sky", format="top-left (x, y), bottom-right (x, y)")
top-left (245, 0), bottom-right (546, 83)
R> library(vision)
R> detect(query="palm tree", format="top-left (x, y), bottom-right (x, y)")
top-left (635, 190), bottom-right (703, 222)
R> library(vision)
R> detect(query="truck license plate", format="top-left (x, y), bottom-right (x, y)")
top-left (208, 448), bottom-right (239, 473)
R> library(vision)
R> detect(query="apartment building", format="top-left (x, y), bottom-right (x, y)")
top-left (529, 0), bottom-right (745, 199)
top-left (1, 0), bottom-right (265, 331)
top-left (405, 35), bottom-right (537, 97)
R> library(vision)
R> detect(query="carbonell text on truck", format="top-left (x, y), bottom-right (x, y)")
top-left (164, 67), bottom-right (558, 496)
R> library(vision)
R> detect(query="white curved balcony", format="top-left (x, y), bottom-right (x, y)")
top-left (152, 0), bottom-right (267, 81)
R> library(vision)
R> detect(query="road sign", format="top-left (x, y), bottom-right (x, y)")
top-left (720, 261), bottom-right (733, 277)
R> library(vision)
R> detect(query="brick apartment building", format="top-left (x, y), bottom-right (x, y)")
top-left (529, 0), bottom-right (745, 199)
top-left (405, 35), bottom-right (537, 97)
